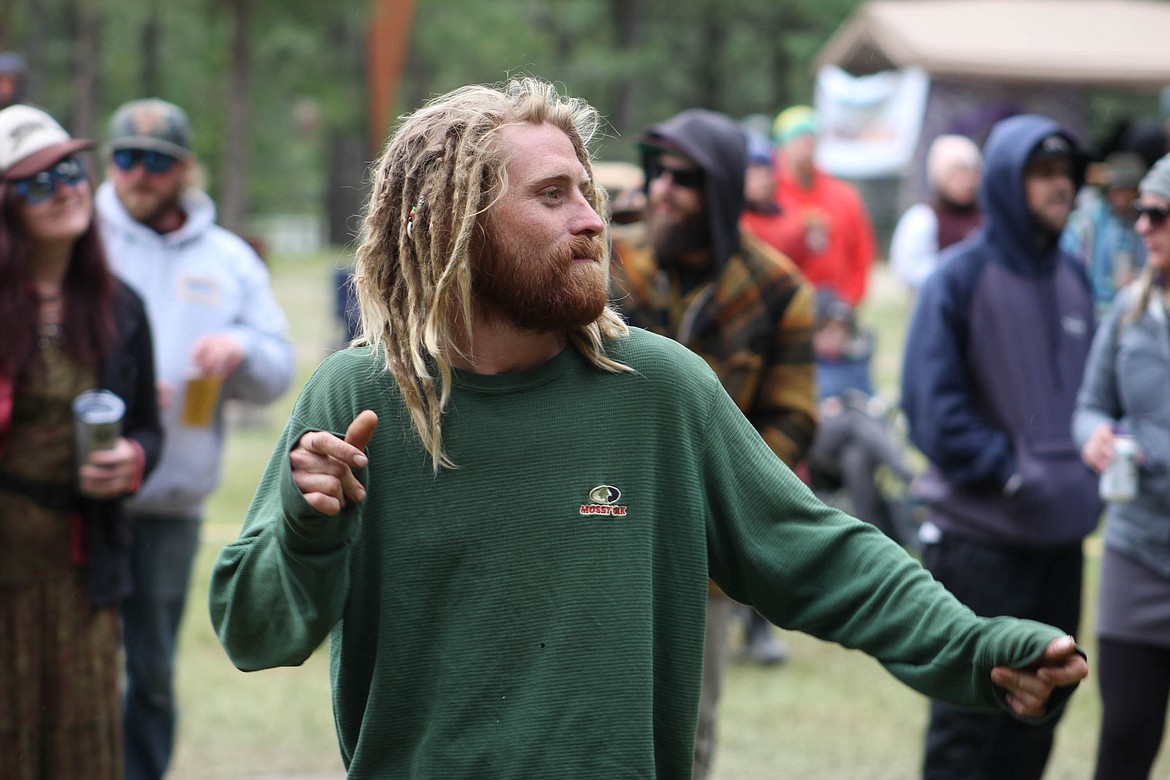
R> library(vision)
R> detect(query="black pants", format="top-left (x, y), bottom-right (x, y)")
top-left (1093, 637), bottom-right (1170, 780)
top-left (921, 531), bottom-right (1083, 780)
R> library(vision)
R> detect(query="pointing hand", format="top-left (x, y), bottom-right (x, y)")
top-left (289, 410), bottom-right (378, 515)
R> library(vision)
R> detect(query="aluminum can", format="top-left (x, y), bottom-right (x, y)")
top-left (1099, 433), bottom-right (1138, 503)
top-left (72, 389), bottom-right (125, 468)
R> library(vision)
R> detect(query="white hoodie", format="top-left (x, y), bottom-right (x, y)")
top-left (96, 181), bottom-right (294, 517)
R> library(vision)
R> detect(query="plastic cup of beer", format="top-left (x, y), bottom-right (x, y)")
top-left (181, 372), bottom-right (223, 427)
top-left (72, 389), bottom-right (125, 468)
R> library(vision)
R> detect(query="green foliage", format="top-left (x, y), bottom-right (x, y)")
top-left (7, 0), bottom-right (1168, 224)
top-left (0, 0), bottom-right (883, 217)
top-left (7, 0), bottom-right (866, 217)
top-left (399, 0), bottom-right (866, 162)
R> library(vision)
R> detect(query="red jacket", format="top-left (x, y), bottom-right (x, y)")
top-left (741, 161), bottom-right (876, 306)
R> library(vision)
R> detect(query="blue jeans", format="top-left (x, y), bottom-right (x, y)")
top-left (121, 514), bottom-right (202, 780)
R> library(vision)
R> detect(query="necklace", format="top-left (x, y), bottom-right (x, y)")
top-left (38, 294), bottom-right (63, 349)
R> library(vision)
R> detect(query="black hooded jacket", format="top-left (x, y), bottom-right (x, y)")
top-left (637, 109), bottom-right (747, 273)
top-left (613, 110), bottom-right (818, 468)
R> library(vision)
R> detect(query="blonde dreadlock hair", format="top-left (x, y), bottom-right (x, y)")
top-left (353, 77), bottom-right (631, 472)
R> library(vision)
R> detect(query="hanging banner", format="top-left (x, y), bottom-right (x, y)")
top-left (814, 65), bottom-right (930, 179)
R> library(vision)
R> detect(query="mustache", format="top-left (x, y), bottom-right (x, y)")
top-left (560, 235), bottom-right (606, 263)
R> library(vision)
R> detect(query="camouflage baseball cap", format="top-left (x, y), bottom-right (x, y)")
top-left (107, 98), bottom-right (192, 159)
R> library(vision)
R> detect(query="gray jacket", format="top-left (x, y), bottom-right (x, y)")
top-left (1073, 282), bottom-right (1170, 575)
top-left (97, 182), bottom-right (294, 517)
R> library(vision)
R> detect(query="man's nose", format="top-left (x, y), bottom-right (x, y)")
top-left (572, 195), bottom-right (604, 236)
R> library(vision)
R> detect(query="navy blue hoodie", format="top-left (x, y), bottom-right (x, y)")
top-left (900, 114), bottom-right (1101, 547)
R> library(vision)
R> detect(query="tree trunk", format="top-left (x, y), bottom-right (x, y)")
top-left (69, 0), bottom-right (101, 138)
top-left (220, 0), bottom-right (252, 235)
top-left (696, 5), bottom-right (723, 112)
top-left (326, 130), bottom-right (368, 247)
top-left (609, 0), bottom-right (643, 139)
top-left (323, 12), bottom-right (374, 247)
top-left (18, 0), bottom-right (48, 104)
top-left (0, 1), bottom-right (14, 49)
top-left (140, 2), bottom-right (162, 97)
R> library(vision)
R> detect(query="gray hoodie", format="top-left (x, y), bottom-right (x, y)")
top-left (96, 181), bottom-right (294, 517)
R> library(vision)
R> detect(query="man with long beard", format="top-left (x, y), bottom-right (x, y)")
top-left (608, 108), bottom-right (817, 780)
top-left (209, 79), bottom-right (1088, 778)
top-left (901, 115), bottom-right (1101, 780)
top-left (95, 98), bottom-right (294, 780)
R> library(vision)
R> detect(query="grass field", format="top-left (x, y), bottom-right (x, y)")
top-left (163, 252), bottom-right (1170, 779)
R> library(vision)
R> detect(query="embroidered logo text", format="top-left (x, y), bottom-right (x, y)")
top-left (580, 485), bottom-right (628, 517)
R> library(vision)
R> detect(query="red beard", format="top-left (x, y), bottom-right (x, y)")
top-left (473, 227), bottom-right (609, 332)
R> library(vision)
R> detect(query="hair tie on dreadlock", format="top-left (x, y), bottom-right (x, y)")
top-left (407, 195), bottom-right (425, 238)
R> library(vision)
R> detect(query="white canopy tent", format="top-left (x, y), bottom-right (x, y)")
top-left (816, 0), bottom-right (1170, 90)
top-left (812, 0), bottom-right (1170, 223)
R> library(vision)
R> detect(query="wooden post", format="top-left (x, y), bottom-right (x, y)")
top-left (367, 0), bottom-right (415, 156)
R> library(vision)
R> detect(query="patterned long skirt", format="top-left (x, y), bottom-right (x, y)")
top-left (0, 576), bottom-right (121, 780)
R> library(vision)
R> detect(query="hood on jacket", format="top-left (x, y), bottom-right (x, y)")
top-left (638, 109), bottom-right (746, 271)
top-left (979, 114), bottom-right (1087, 275)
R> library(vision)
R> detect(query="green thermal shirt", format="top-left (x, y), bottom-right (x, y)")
top-left (209, 328), bottom-right (1072, 778)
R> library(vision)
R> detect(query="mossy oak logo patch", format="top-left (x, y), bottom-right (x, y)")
top-left (580, 485), bottom-right (627, 517)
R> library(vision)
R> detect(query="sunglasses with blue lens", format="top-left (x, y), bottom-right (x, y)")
top-left (111, 148), bottom-right (179, 174)
top-left (12, 157), bottom-right (88, 205)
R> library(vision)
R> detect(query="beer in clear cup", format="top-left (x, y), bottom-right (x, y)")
top-left (181, 372), bottom-right (223, 427)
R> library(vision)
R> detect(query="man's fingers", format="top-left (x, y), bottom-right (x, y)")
top-left (1041, 635), bottom-right (1077, 662)
top-left (339, 412), bottom-right (376, 501)
top-left (292, 470), bottom-right (350, 516)
top-left (989, 636), bottom-right (1086, 719)
top-left (301, 491), bottom-right (343, 516)
top-left (991, 667), bottom-right (1049, 718)
top-left (340, 468), bottom-right (367, 503)
top-left (1036, 652), bottom-right (1088, 686)
top-left (1004, 691), bottom-right (1044, 719)
top-left (1035, 636), bottom-right (1086, 684)
top-left (290, 412), bottom-right (377, 514)
top-left (344, 410), bottom-right (378, 460)
top-left (300, 429), bottom-right (365, 466)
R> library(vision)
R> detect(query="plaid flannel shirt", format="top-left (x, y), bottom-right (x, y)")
top-left (611, 230), bottom-right (817, 470)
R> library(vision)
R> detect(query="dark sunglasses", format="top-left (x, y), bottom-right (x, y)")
top-left (1133, 200), bottom-right (1170, 228)
top-left (11, 157), bottom-right (88, 205)
top-left (111, 148), bottom-right (179, 174)
top-left (645, 156), bottom-right (704, 190)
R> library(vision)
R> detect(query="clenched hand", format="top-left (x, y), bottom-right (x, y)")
top-left (990, 635), bottom-right (1087, 719)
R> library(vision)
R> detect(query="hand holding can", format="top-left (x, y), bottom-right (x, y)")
top-left (1099, 432), bottom-right (1138, 503)
top-left (72, 389), bottom-right (125, 465)
top-left (73, 390), bottom-right (125, 496)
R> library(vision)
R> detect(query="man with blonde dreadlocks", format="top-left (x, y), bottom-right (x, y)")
top-left (209, 78), bottom-right (1089, 778)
